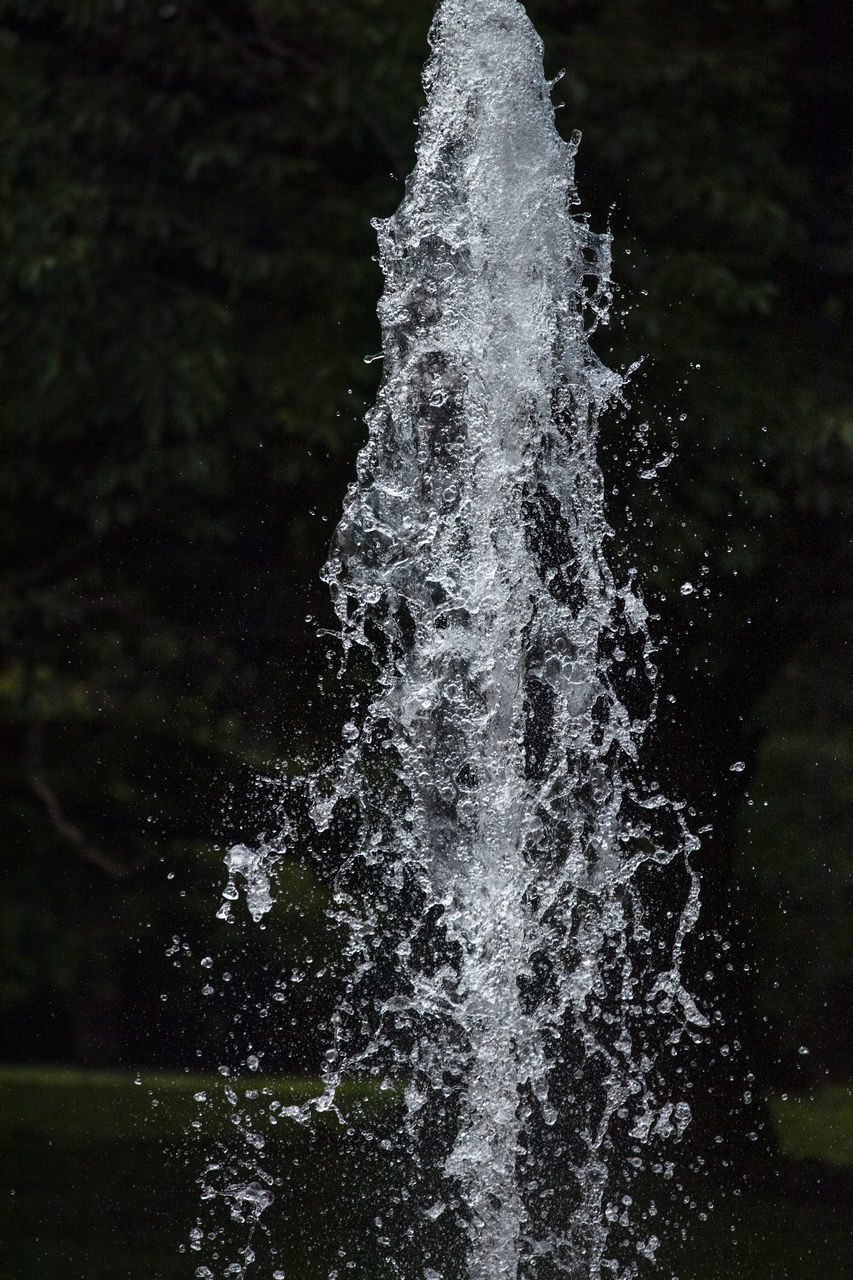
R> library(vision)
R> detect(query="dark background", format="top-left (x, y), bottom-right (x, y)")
top-left (2, 0), bottom-right (851, 1124)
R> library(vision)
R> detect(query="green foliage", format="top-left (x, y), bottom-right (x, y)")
top-left (768, 1084), bottom-right (853, 1168)
top-left (0, 0), bottom-right (414, 1065)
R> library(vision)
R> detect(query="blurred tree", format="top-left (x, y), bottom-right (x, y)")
top-left (733, 599), bottom-right (853, 1084)
top-left (0, 0), bottom-right (425, 1066)
top-left (0, 0), bottom-right (850, 1094)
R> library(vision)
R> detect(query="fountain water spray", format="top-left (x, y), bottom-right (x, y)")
top-left (207, 2), bottom-right (706, 1277)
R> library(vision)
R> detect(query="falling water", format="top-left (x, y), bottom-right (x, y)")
top-left (207, 2), bottom-right (706, 1278)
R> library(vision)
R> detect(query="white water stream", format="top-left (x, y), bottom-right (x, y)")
top-left (207, 3), bottom-right (706, 1278)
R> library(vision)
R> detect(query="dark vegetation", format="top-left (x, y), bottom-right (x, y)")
top-left (1, 0), bottom-right (851, 1120)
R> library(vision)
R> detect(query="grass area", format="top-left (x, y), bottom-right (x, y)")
top-left (1, 1065), bottom-right (319, 1142)
top-left (1, 1065), bottom-right (399, 1280)
top-left (2, 1068), bottom-right (852, 1279)
top-left (4, 1066), bottom-right (852, 1167)
top-left (0, 1064), bottom-right (399, 1141)
top-left (768, 1083), bottom-right (853, 1167)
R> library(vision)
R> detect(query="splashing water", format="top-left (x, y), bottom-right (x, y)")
top-left (212, 2), bottom-right (706, 1278)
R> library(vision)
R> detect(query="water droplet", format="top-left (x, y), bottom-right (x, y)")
top-left (729, 761), bottom-right (746, 773)
top-left (679, 581), bottom-right (695, 596)
top-left (673, 1101), bottom-right (691, 1135)
top-left (221, 844), bottom-right (275, 921)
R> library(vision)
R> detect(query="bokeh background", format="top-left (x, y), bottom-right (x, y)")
top-left (2, 1), bottom-right (851, 1276)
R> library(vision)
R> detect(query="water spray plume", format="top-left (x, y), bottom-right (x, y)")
top-left (214, 3), bottom-right (705, 1277)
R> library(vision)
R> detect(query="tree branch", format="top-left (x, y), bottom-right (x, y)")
top-left (25, 719), bottom-right (128, 879)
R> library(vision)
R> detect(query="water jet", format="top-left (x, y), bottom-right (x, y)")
top-left (206, 3), bottom-right (706, 1277)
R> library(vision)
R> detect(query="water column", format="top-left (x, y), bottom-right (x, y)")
top-left (406, 8), bottom-right (579, 1277)
top-left (204, 3), bottom-right (705, 1277)
top-left (326, 0), bottom-right (625, 1274)
top-left (284, 2), bottom-right (703, 1278)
